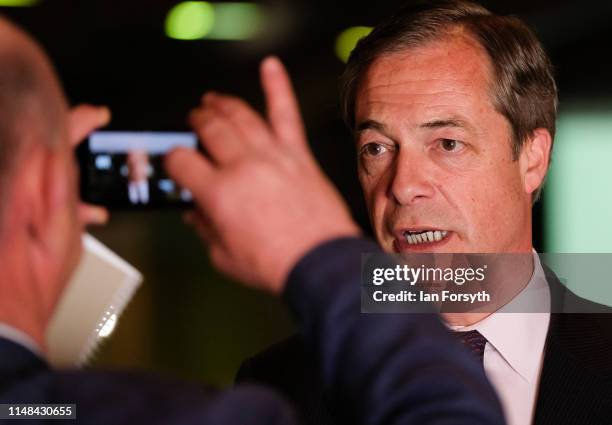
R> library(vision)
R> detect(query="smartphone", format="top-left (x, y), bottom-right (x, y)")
top-left (77, 131), bottom-right (198, 208)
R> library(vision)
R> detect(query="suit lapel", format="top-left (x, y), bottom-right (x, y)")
top-left (0, 337), bottom-right (48, 393)
top-left (533, 266), bottom-right (612, 424)
top-left (533, 315), bottom-right (582, 424)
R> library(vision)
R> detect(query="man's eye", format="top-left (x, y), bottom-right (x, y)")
top-left (361, 143), bottom-right (388, 157)
top-left (439, 139), bottom-right (464, 152)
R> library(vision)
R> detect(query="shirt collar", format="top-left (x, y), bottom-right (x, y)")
top-left (0, 322), bottom-right (43, 358)
top-left (451, 251), bottom-right (551, 383)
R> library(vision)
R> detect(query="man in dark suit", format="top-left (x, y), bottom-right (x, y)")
top-left (0, 15), bottom-right (505, 425)
top-left (237, 265), bottom-right (612, 425)
top-left (236, 1), bottom-right (612, 424)
top-left (125, 150), bottom-right (152, 204)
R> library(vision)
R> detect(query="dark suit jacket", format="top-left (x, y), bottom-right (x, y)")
top-left (532, 266), bottom-right (612, 424)
top-left (0, 337), bottom-right (294, 425)
top-left (237, 259), bottom-right (612, 425)
top-left (0, 238), bottom-right (504, 425)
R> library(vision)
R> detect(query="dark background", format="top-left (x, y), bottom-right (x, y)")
top-left (3, 0), bottom-right (611, 386)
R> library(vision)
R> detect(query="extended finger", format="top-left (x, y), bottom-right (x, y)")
top-left (78, 203), bottom-right (109, 226)
top-left (68, 105), bottom-right (111, 146)
top-left (260, 56), bottom-right (307, 148)
top-left (205, 93), bottom-right (273, 151)
top-left (189, 105), bottom-right (247, 165)
top-left (165, 147), bottom-right (215, 201)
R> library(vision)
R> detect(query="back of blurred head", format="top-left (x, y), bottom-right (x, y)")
top-left (0, 17), bottom-right (81, 353)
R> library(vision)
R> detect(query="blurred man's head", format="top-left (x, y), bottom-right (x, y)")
top-left (0, 17), bottom-right (81, 347)
top-left (341, 0), bottom-right (557, 254)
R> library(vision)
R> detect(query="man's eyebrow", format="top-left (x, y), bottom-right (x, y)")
top-left (355, 119), bottom-right (387, 133)
top-left (420, 118), bottom-right (471, 130)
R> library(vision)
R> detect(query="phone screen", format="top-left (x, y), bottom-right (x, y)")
top-left (78, 131), bottom-right (197, 208)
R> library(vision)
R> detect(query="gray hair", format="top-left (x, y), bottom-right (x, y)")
top-left (340, 0), bottom-right (558, 202)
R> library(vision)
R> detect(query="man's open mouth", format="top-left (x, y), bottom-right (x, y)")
top-left (403, 229), bottom-right (449, 246)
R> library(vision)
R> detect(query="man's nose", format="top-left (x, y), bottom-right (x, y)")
top-left (388, 149), bottom-right (435, 205)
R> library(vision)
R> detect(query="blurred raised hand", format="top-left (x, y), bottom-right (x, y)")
top-left (166, 57), bottom-right (360, 294)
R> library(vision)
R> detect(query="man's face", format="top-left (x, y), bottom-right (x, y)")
top-left (355, 34), bottom-right (533, 254)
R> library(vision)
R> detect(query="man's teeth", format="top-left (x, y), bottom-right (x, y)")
top-left (404, 230), bottom-right (448, 245)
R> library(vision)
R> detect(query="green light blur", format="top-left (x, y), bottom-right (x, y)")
top-left (165, 2), bottom-right (264, 41)
top-left (207, 3), bottom-right (264, 40)
top-left (335, 26), bottom-right (373, 63)
top-left (544, 109), bottom-right (612, 253)
top-left (0, 0), bottom-right (38, 6)
top-left (165, 1), bottom-right (215, 40)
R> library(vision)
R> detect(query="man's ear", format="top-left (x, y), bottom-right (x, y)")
top-left (15, 142), bottom-right (48, 246)
top-left (18, 142), bottom-right (71, 253)
top-left (519, 128), bottom-right (552, 197)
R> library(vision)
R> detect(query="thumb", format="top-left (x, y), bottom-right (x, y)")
top-left (165, 147), bottom-right (215, 201)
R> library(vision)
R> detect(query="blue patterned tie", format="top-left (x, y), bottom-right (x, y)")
top-left (455, 330), bottom-right (487, 365)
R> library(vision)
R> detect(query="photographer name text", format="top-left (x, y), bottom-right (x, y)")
top-left (370, 264), bottom-right (490, 304)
